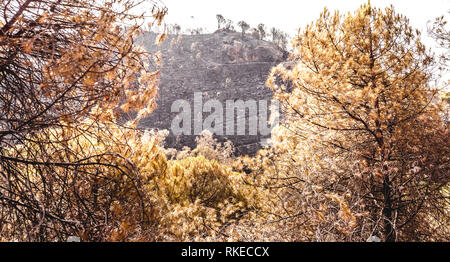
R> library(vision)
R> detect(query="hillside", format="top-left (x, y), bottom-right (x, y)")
top-left (137, 31), bottom-right (286, 155)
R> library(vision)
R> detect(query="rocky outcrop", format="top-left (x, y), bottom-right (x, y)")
top-left (138, 31), bottom-right (285, 155)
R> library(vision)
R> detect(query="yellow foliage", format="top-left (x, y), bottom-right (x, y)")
top-left (255, 2), bottom-right (450, 242)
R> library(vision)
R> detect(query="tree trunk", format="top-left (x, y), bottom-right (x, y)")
top-left (383, 175), bottom-right (395, 242)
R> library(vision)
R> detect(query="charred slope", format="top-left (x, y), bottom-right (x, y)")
top-left (138, 31), bottom-right (285, 155)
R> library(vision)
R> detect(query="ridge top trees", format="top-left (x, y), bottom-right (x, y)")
top-left (238, 20), bottom-right (250, 38)
top-left (225, 19), bottom-right (235, 32)
top-left (258, 23), bottom-right (267, 40)
top-left (216, 14), bottom-right (225, 30)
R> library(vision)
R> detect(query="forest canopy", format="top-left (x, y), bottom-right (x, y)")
top-left (0, 1), bottom-right (448, 242)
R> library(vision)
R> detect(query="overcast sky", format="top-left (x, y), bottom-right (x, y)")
top-left (156, 0), bottom-right (449, 48)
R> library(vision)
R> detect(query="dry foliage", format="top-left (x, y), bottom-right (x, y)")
top-left (0, 0), bottom-right (168, 241)
top-left (254, 3), bottom-right (449, 241)
top-left (0, 1), bottom-right (448, 242)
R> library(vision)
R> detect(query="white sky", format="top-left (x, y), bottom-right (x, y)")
top-left (156, 0), bottom-right (449, 48)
